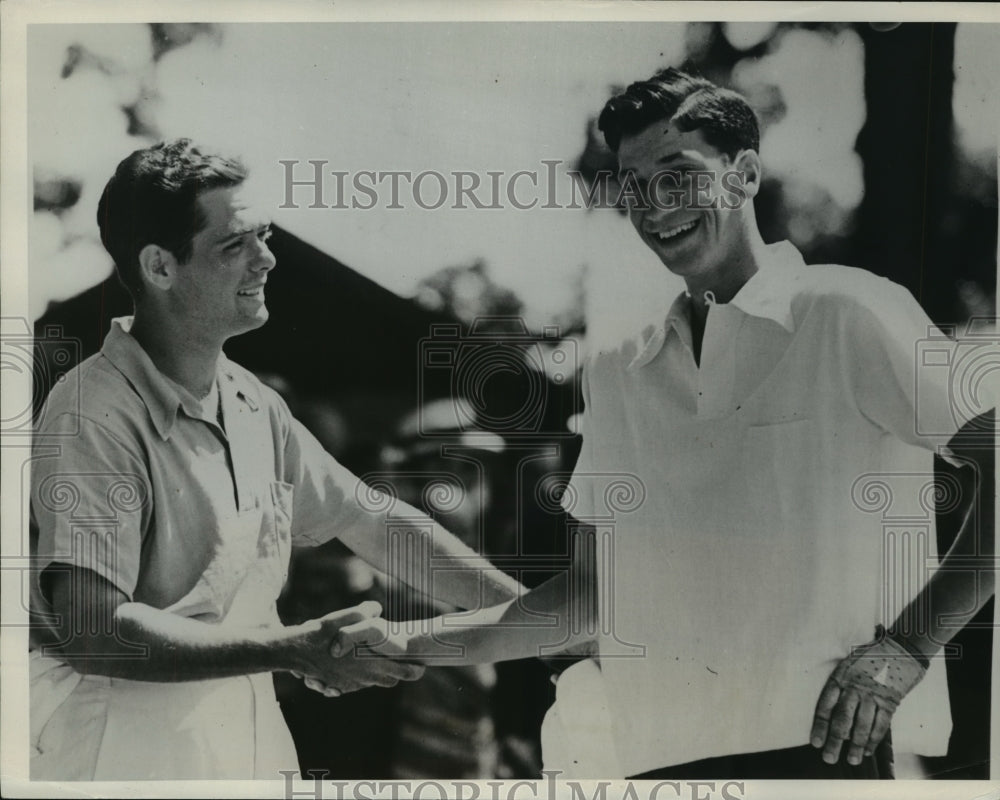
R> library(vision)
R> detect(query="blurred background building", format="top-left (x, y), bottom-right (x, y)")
top-left (26, 19), bottom-right (997, 780)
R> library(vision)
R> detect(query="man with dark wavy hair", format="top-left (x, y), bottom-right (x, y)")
top-left (29, 139), bottom-right (522, 780)
top-left (349, 67), bottom-right (994, 780)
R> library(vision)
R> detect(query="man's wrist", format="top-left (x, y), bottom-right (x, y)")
top-left (884, 626), bottom-right (933, 670)
top-left (275, 619), bottom-right (323, 674)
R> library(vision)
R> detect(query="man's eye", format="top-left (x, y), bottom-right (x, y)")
top-left (224, 241), bottom-right (243, 252)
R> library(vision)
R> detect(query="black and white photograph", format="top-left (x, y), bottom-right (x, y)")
top-left (1, 2), bottom-right (997, 798)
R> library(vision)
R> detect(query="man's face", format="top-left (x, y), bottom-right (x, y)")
top-left (170, 183), bottom-right (276, 341)
top-left (617, 123), bottom-right (749, 286)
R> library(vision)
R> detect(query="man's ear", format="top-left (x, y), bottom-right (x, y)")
top-left (137, 244), bottom-right (176, 291)
top-left (730, 149), bottom-right (762, 200)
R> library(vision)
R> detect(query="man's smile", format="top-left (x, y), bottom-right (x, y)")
top-left (650, 218), bottom-right (701, 246)
top-left (236, 283), bottom-right (266, 298)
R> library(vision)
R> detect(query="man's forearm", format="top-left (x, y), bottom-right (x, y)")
top-left (403, 518), bottom-right (600, 662)
top-left (888, 444), bottom-right (995, 663)
top-left (354, 569), bottom-right (596, 666)
top-left (888, 530), bottom-right (995, 664)
top-left (343, 505), bottom-right (522, 609)
top-left (50, 601), bottom-right (314, 682)
top-left (421, 520), bottom-right (523, 608)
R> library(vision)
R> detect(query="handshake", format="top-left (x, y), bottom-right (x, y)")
top-left (287, 600), bottom-right (427, 697)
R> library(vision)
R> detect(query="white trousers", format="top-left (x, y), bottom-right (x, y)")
top-left (30, 651), bottom-right (299, 781)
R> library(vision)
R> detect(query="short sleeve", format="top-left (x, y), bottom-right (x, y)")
top-left (850, 281), bottom-right (971, 456)
top-left (280, 412), bottom-right (393, 547)
top-left (31, 414), bottom-right (151, 601)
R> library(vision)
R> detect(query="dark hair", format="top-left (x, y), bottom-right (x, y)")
top-left (96, 138), bottom-right (248, 299)
top-left (598, 67), bottom-right (759, 157)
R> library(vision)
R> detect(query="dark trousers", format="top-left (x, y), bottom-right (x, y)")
top-left (629, 735), bottom-right (894, 781)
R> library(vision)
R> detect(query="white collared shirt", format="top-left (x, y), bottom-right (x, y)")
top-left (563, 241), bottom-right (966, 775)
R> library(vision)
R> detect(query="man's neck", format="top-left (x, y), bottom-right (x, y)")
top-left (129, 312), bottom-right (223, 398)
top-left (686, 233), bottom-right (768, 325)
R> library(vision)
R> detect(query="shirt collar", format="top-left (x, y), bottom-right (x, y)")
top-left (727, 240), bottom-right (804, 333)
top-left (101, 317), bottom-right (261, 439)
top-left (628, 240), bottom-right (806, 371)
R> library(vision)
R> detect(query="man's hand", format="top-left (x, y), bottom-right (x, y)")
top-left (328, 615), bottom-right (424, 664)
top-left (333, 615), bottom-right (474, 665)
top-left (810, 626), bottom-right (927, 765)
top-left (291, 601), bottom-right (424, 696)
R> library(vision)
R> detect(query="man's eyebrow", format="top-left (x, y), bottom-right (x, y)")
top-left (618, 151), bottom-right (694, 176)
top-left (216, 222), bottom-right (271, 244)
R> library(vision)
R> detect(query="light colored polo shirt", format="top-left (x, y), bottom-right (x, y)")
top-left (32, 316), bottom-right (386, 624)
top-left (29, 316), bottom-right (393, 779)
top-left (563, 242), bottom-right (966, 776)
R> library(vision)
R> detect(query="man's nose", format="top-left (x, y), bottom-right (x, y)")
top-left (639, 199), bottom-right (682, 231)
top-left (647, 186), bottom-right (686, 220)
top-left (643, 201), bottom-right (679, 223)
top-left (253, 240), bottom-right (277, 272)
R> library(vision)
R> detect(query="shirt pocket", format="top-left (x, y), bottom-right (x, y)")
top-left (267, 481), bottom-right (294, 584)
top-left (742, 419), bottom-right (815, 536)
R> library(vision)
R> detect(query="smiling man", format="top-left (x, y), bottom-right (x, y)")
top-left (28, 139), bottom-right (522, 781)
top-left (346, 67), bottom-right (994, 780)
top-left (612, 106), bottom-right (763, 365)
